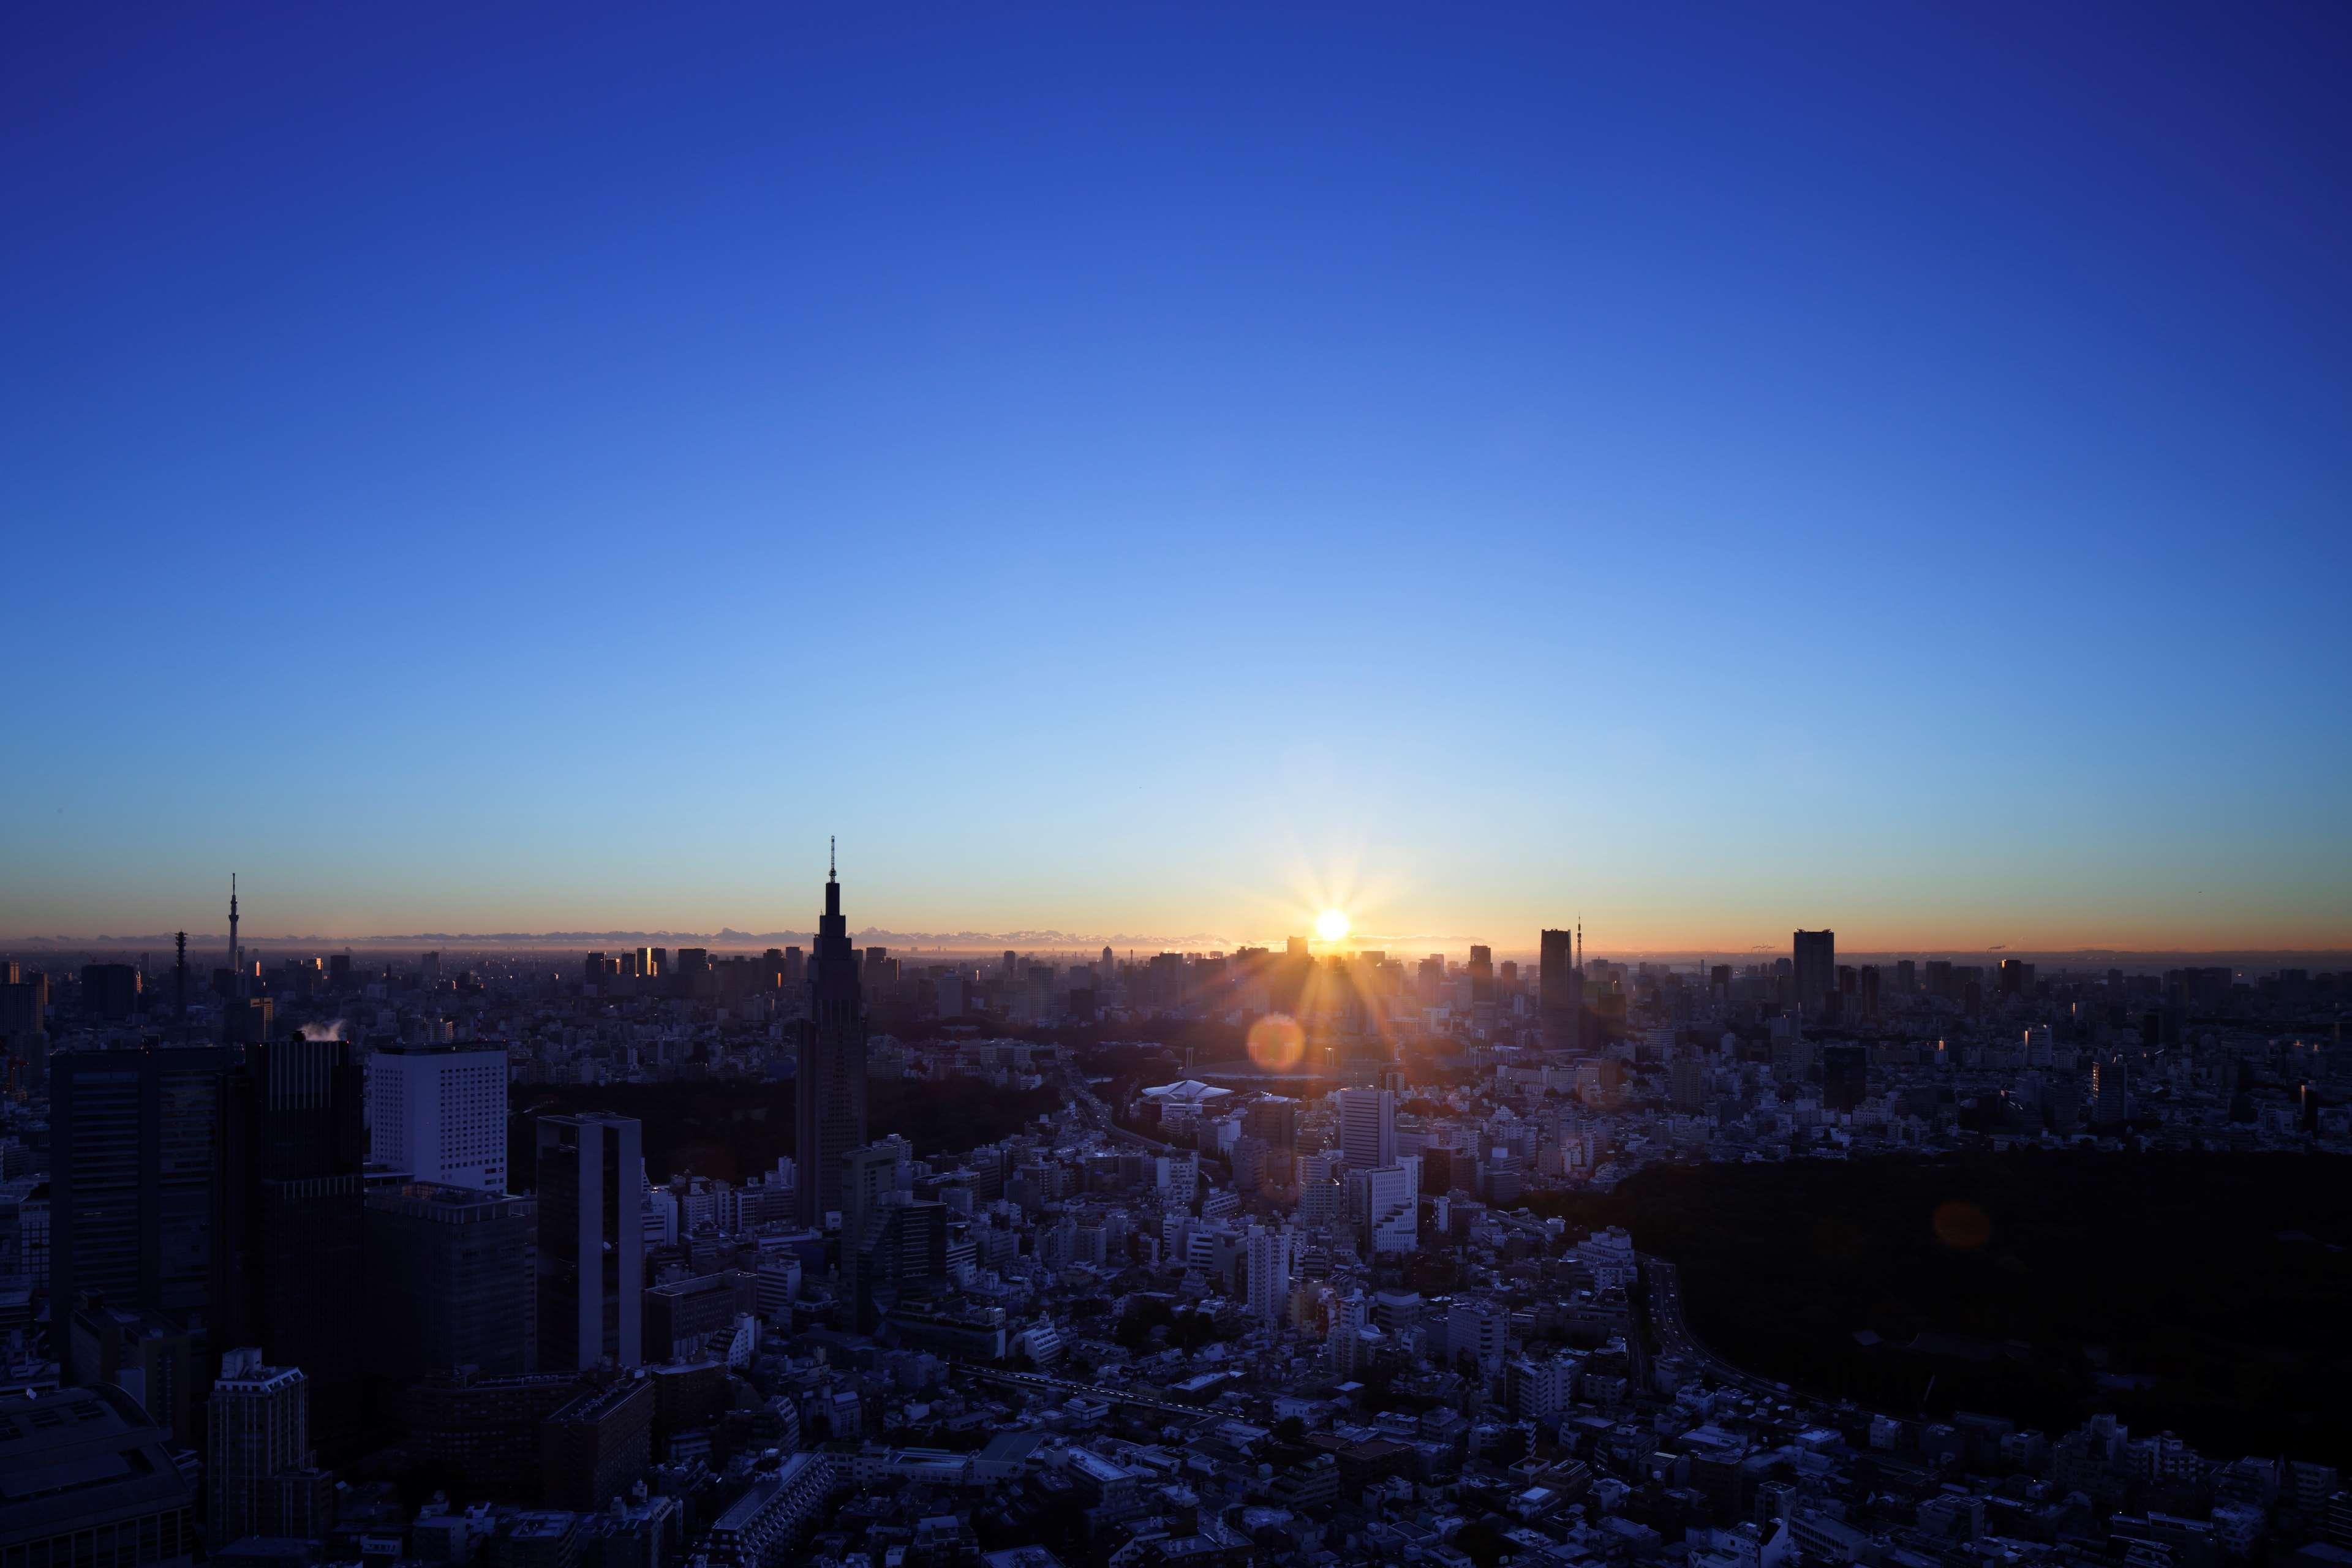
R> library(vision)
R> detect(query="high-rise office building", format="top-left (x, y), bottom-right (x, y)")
top-left (2091, 1057), bottom-right (2130, 1127)
top-left (1335, 1087), bottom-right (1396, 1173)
top-left (839, 1144), bottom-right (943, 1330)
top-left (536, 1113), bottom-right (644, 1371)
top-left (366, 1182), bottom-right (538, 1378)
top-left (51, 1045), bottom-right (228, 1382)
top-left (0, 972), bottom-right (48, 1089)
top-left (222, 997), bottom-right (273, 1044)
top-left (540, 1379), bottom-right (656, 1512)
top-left (1243, 1096), bottom-right (1297, 1150)
top-left (218, 1036), bottom-right (367, 1439)
top-left (208, 1348), bottom-right (309, 1548)
top-left (1793, 929), bottom-right (1836, 1017)
top-left (1360, 1159), bottom-right (1419, 1255)
top-left (1539, 929), bottom-right (1580, 1052)
top-left (838, 1142), bottom-right (901, 1324)
top-left (368, 1043), bottom-right (510, 1189)
top-left (79, 964), bottom-right (142, 1022)
top-left (796, 848), bottom-right (869, 1228)
top-left (1244, 1225), bottom-right (1295, 1323)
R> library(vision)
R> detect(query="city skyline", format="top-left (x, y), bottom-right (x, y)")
top-left (6, 880), bottom-right (2348, 963)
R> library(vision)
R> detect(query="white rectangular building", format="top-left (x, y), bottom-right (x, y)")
top-left (367, 1044), bottom-right (509, 1190)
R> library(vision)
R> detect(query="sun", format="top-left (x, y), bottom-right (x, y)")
top-left (1314, 908), bottom-right (1351, 944)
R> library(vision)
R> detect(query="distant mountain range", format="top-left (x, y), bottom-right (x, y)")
top-left (3, 931), bottom-right (2345, 965)
top-left (1, 927), bottom-right (1254, 952)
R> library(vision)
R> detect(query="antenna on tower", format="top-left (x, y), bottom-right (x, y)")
top-left (829, 836), bottom-right (836, 881)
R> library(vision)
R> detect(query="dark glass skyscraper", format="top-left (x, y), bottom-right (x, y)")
top-left (1539, 928), bottom-right (1580, 1052)
top-left (1793, 928), bottom-right (1836, 1017)
top-left (796, 848), bottom-right (869, 1228)
top-left (366, 1182), bottom-right (537, 1378)
top-left (51, 1045), bottom-right (228, 1383)
top-left (217, 1036), bottom-right (368, 1440)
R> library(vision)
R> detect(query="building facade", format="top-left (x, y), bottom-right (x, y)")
top-left (367, 1044), bottom-right (509, 1190)
top-left (536, 1114), bottom-right (644, 1371)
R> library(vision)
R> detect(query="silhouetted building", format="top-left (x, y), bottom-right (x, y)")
top-left (1822, 1044), bottom-right (1868, 1114)
top-left (1539, 928), bottom-right (1581, 1052)
top-left (0, 974), bottom-right (48, 1086)
top-left (80, 964), bottom-right (142, 1022)
top-left (208, 1348), bottom-right (309, 1549)
top-left (222, 997), bottom-right (274, 1045)
top-left (796, 848), bottom-right (868, 1228)
top-left (2092, 1057), bottom-right (2130, 1127)
top-left (1669, 1057), bottom-right (1710, 1114)
top-left (366, 1182), bottom-right (538, 1378)
top-left (1793, 930), bottom-right (1836, 1017)
top-left (217, 1036), bottom-right (367, 1438)
top-left (405, 1371), bottom-right (586, 1502)
top-left (536, 1114), bottom-right (644, 1371)
top-left (840, 1148), bottom-right (943, 1329)
top-left (541, 1379), bottom-right (655, 1512)
top-left (68, 1302), bottom-right (208, 1449)
top-left (51, 1044), bottom-right (229, 1383)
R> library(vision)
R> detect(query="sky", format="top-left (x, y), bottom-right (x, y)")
top-left (4, 1), bottom-right (2348, 954)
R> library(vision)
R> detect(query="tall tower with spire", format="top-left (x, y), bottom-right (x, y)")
top-left (229, 874), bottom-right (243, 996)
top-left (795, 839), bottom-right (869, 1228)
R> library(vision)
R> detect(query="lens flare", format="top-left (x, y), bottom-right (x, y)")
top-left (1247, 1012), bottom-right (1306, 1072)
top-left (1314, 909), bottom-right (1350, 944)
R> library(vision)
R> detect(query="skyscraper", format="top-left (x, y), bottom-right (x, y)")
top-left (839, 1142), bottom-right (944, 1330)
top-left (1539, 928), bottom-right (1581, 1053)
top-left (1244, 1224), bottom-right (1295, 1324)
top-left (536, 1112), bottom-right (644, 1371)
top-left (1793, 929), bottom-right (1836, 1017)
top-left (1820, 1044), bottom-right (1868, 1114)
top-left (1335, 1087), bottom-right (1396, 1173)
top-left (365, 1182), bottom-right (538, 1378)
top-left (1360, 1159), bottom-right (1418, 1255)
top-left (837, 1141), bottom-right (902, 1326)
top-left (51, 1044), bottom-right (228, 1382)
top-left (796, 844), bottom-right (869, 1228)
top-left (368, 1042), bottom-right (510, 1189)
top-left (208, 1348), bottom-right (308, 1548)
top-left (217, 1036), bottom-right (367, 1440)
top-left (2091, 1057), bottom-right (2130, 1127)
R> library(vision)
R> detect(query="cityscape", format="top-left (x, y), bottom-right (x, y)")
top-left (1, 867), bottom-right (2346, 1568)
top-left (6, 5), bottom-right (2350, 1568)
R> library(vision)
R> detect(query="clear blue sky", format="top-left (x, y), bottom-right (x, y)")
top-left (4, 2), bottom-right (2348, 952)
